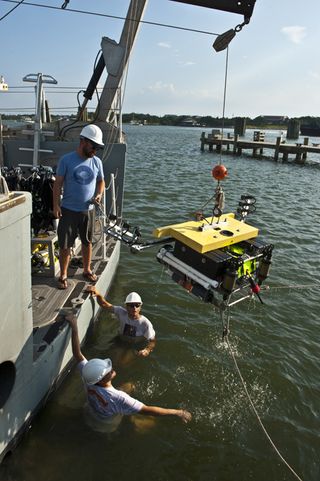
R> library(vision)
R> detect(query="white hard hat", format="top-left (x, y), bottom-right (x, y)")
top-left (125, 292), bottom-right (142, 304)
top-left (80, 124), bottom-right (104, 147)
top-left (82, 358), bottom-right (112, 385)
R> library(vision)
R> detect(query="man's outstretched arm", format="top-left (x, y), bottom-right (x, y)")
top-left (66, 315), bottom-right (86, 362)
top-left (140, 405), bottom-right (192, 423)
top-left (86, 286), bottom-right (114, 311)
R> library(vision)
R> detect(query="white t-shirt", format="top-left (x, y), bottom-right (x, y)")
top-left (78, 360), bottom-right (143, 418)
top-left (113, 306), bottom-right (156, 340)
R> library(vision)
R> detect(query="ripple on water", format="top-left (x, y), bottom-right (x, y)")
top-left (2, 125), bottom-right (319, 481)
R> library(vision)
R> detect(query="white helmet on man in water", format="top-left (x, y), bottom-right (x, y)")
top-left (125, 292), bottom-right (142, 305)
top-left (80, 124), bottom-right (104, 147)
top-left (82, 358), bottom-right (112, 385)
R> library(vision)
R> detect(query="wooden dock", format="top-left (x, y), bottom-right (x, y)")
top-left (200, 131), bottom-right (320, 163)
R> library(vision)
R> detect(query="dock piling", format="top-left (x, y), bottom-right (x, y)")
top-left (253, 131), bottom-right (265, 156)
top-left (302, 137), bottom-right (309, 162)
top-left (233, 134), bottom-right (239, 155)
top-left (200, 132), bottom-right (205, 151)
top-left (199, 132), bottom-right (320, 164)
top-left (274, 137), bottom-right (281, 162)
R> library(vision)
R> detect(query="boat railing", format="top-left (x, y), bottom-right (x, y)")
top-left (21, 73), bottom-right (58, 167)
top-left (0, 174), bottom-right (10, 202)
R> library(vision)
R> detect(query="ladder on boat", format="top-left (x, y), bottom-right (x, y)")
top-left (19, 73), bottom-right (57, 167)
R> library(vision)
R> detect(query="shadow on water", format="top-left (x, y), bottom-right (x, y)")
top-left (1, 126), bottom-right (320, 481)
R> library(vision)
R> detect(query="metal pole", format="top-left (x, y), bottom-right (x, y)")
top-left (0, 115), bottom-right (4, 167)
top-left (118, 88), bottom-right (123, 143)
top-left (33, 73), bottom-right (43, 167)
top-left (23, 73), bottom-right (58, 167)
top-left (110, 173), bottom-right (117, 216)
top-left (97, 0), bottom-right (149, 122)
top-left (102, 190), bottom-right (106, 260)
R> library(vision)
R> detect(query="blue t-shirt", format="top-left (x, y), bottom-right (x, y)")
top-left (56, 151), bottom-right (104, 212)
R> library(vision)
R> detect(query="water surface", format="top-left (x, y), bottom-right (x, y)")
top-left (1, 125), bottom-right (319, 481)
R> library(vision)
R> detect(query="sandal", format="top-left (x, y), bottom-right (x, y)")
top-left (82, 272), bottom-right (98, 283)
top-left (57, 277), bottom-right (68, 290)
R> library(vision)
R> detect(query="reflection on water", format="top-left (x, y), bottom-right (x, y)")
top-left (1, 126), bottom-right (320, 481)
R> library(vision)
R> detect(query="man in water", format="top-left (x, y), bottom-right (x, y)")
top-left (66, 315), bottom-right (191, 430)
top-left (53, 124), bottom-right (105, 290)
top-left (86, 287), bottom-right (155, 357)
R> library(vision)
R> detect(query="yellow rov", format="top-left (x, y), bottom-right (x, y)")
top-left (151, 196), bottom-right (273, 308)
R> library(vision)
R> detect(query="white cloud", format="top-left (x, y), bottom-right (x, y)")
top-left (281, 26), bottom-right (306, 44)
top-left (142, 81), bottom-right (216, 100)
top-left (146, 82), bottom-right (218, 102)
top-left (178, 61), bottom-right (196, 67)
top-left (183, 88), bottom-right (217, 101)
top-left (308, 70), bottom-right (320, 80)
top-left (157, 42), bottom-right (171, 49)
top-left (147, 81), bottom-right (175, 93)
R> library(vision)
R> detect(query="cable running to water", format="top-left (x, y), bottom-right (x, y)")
top-left (223, 312), bottom-right (304, 481)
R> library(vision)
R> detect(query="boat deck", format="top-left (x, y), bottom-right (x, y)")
top-left (31, 236), bottom-right (117, 361)
top-left (31, 237), bottom-right (116, 328)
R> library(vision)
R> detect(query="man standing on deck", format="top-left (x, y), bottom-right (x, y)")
top-left (86, 287), bottom-right (156, 358)
top-left (53, 124), bottom-right (105, 290)
top-left (66, 315), bottom-right (191, 431)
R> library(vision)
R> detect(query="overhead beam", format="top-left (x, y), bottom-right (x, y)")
top-left (169, 1), bottom-right (256, 19)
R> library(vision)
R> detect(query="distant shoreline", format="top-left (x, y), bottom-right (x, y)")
top-left (3, 113), bottom-right (319, 133)
top-left (123, 122), bottom-right (286, 130)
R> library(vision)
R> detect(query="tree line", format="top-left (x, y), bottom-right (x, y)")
top-left (2, 113), bottom-right (320, 129)
top-left (122, 113), bottom-right (320, 128)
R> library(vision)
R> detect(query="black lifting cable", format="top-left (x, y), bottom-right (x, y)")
top-left (220, 310), bottom-right (304, 481)
top-left (0, 0), bottom-right (24, 21)
top-left (201, 44), bottom-right (229, 224)
top-left (218, 45), bottom-right (229, 167)
top-left (197, 44), bottom-right (229, 221)
top-left (0, 0), bottom-right (220, 37)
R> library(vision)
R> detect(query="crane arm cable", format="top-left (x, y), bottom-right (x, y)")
top-left (0, 0), bottom-right (220, 36)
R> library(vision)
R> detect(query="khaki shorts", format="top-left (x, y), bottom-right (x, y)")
top-left (57, 207), bottom-right (95, 249)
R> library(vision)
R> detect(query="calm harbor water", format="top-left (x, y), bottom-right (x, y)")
top-left (1, 125), bottom-right (320, 481)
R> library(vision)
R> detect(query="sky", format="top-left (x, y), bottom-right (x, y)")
top-left (0, 0), bottom-right (320, 118)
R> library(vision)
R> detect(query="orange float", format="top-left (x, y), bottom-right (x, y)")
top-left (211, 164), bottom-right (228, 180)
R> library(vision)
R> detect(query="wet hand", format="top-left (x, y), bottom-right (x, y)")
top-left (178, 410), bottom-right (192, 423)
top-left (65, 314), bottom-right (77, 326)
top-left (137, 348), bottom-right (151, 357)
top-left (86, 285), bottom-right (97, 296)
